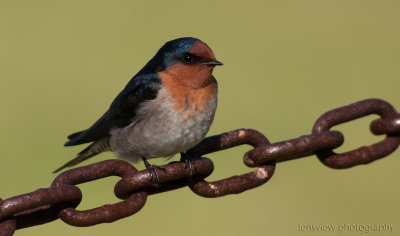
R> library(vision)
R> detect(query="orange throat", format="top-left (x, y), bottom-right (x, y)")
top-left (158, 64), bottom-right (217, 114)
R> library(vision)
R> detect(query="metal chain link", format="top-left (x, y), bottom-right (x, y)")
top-left (1, 98), bottom-right (400, 235)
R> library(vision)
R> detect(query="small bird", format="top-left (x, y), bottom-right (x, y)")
top-left (54, 37), bottom-right (223, 180)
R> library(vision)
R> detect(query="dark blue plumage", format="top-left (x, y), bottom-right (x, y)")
top-left (65, 74), bottom-right (161, 146)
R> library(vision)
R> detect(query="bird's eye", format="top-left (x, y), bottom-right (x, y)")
top-left (182, 53), bottom-right (193, 63)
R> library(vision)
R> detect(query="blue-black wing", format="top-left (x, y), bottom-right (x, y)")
top-left (64, 74), bottom-right (161, 146)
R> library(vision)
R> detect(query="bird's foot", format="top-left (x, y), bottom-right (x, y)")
top-left (142, 158), bottom-right (166, 183)
top-left (180, 152), bottom-right (200, 177)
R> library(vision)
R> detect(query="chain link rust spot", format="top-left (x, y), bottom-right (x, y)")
top-left (51, 160), bottom-right (147, 226)
top-left (312, 98), bottom-right (400, 168)
top-left (189, 165), bottom-right (275, 197)
top-left (186, 129), bottom-right (276, 197)
top-left (186, 129), bottom-right (269, 157)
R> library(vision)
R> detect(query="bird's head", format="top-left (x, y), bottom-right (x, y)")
top-left (158, 37), bottom-right (223, 68)
top-left (147, 37), bottom-right (223, 89)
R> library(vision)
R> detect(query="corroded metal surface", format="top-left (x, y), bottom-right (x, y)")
top-left (1, 98), bottom-right (400, 235)
top-left (312, 99), bottom-right (400, 168)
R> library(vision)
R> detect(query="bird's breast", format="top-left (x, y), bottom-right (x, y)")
top-left (109, 78), bottom-right (217, 162)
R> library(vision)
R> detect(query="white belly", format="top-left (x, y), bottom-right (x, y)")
top-left (109, 86), bottom-right (217, 162)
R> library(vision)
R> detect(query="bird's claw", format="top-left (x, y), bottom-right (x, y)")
top-left (180, 153), bottom-right (199, 178)
top-left (143, 159), bottom-right (166, 183)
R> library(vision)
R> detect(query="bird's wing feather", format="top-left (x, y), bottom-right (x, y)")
top-left (65, 74), bottom-right (161, 146)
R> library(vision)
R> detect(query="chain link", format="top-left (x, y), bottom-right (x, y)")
top-left (312, 99), bottom-right (400, 168)
top-left (1, 98), bottom-right (399, 235)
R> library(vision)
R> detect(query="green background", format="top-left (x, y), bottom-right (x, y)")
top-left (1, 1), bottom-right (399, 235)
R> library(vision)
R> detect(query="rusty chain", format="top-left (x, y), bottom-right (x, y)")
top-left (1, 98), bottom-right (400, 235)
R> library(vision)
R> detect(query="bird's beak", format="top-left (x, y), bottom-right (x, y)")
top-left (202, 59), bottom-right (223, 66)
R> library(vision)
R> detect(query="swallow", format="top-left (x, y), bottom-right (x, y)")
top-left (54, 37), bottom-right (223, 181)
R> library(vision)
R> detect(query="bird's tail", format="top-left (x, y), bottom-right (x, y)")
top-left (53, 137), bottom-right (110, 173)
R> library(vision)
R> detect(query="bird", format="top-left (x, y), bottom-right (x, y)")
top-left (54, 37), bottom-right (223, 181)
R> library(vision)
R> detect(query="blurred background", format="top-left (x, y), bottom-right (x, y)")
top-left (1, 0), bottom-right (399, 235)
